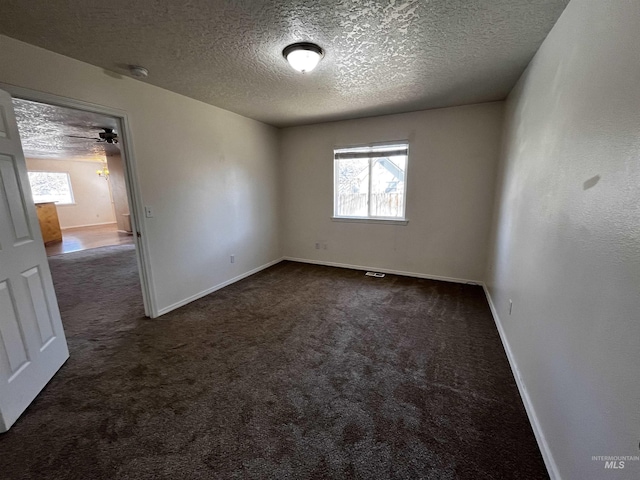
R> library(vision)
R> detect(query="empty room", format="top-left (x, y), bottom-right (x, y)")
top-left (0, 0), bottom-right (638, 479)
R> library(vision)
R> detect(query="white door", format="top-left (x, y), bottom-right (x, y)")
top-left (0, 89), bottom-right (69, 432)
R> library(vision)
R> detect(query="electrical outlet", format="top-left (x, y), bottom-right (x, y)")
top-left (315, 243), bottom-right (320, 249)
top-left (230, 254), bottom-right (235, 264)
top-left (509, 299), bottom-right (513, 315)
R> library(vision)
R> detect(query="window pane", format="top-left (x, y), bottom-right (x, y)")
top-left (28, 172), bottom-right (74, 204)
top-left (336, 158), bottom-right (369, 217)
top-left (370, 155), bottom-right (406, 218)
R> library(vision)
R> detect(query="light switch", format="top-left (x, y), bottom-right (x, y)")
top-left (144, 206), bottom-right (154, 218)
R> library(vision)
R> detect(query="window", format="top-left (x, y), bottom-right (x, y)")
top-left (334, 142), bottom-right (408, 220)
top-left (28, 171), bottom-right (74, 205)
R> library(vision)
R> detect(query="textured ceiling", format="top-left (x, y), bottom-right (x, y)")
top-left (13, 99), bottom-right (119, 161)
top-left (0, 0), bottom-right (569, 127)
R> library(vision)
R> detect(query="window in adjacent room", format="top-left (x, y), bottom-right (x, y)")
top-left (27, 171), bottom-right (74, 205)
top-left (333, 142), bottom-right (408, 220)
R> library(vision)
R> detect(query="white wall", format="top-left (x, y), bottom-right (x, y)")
top-left (26, 157), bottom-right (116, 228)
top-left (0, 35), bottom-right (281, 316)
top-left (281, 103), bottom-right (503, 282)
top-left (106, 154), bottom-right (130, 232)
top-left (485, 1), bottom-right (640, 478)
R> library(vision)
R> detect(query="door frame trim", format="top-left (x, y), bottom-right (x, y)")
top-left (0, 82), bottom-right (158, 318)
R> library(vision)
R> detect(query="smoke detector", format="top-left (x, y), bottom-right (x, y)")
top-left (129, 65), bottom-right (149, 78)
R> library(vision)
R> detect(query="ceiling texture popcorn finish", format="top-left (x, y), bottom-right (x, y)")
top-left (0, 0), bottom-right (569, 127)
top-left (12, 99), bottom-right (119, 161)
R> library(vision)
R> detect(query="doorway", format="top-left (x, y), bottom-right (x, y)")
top-left (13, 98), bottom-right (135, 257)
top-left (0, 86), bottom-right (157, 431)
top-left (1, 85), bottom-right (155, 318)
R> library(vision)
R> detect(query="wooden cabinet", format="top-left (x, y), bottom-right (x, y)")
top-left (35, 202), bottom-right (62, 245)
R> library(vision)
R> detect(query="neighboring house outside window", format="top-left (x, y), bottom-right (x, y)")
top-left (333, 142), bottom-right (408, 221)
top-left (27, 171), bottom-right (74, 205)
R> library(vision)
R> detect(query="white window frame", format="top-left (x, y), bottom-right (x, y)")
top-left (332, 141), bottom-right (409, 224)
top-left (27, 171), bottom-right (75, 205)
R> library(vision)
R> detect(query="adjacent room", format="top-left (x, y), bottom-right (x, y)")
top-left (14, 99), bottom-right (134, 256)
top-left (0, 1), bottom-right (638, 479)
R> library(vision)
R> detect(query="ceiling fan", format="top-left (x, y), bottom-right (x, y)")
top-left (66, 127), bottom-right (118, 144)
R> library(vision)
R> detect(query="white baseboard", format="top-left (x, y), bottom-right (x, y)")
top-left (482, 284), bottom-right (560, 480)
top-left (283, 256), bottom-right (480, 285)
top-left (61, 221), bottom-right (117, 230)
top-left (156, 257), bottom-right (284, 316)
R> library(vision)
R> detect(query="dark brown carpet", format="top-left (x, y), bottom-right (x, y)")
top-left (0, 245), bottom-right (548, 479)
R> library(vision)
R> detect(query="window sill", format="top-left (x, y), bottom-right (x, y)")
top-left (331, 216), bottom-right (408, 225)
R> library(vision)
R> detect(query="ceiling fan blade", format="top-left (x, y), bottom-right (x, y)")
top-left (66, 134), bottom-right (97, 140)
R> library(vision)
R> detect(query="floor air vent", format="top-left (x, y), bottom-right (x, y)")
top-left (365, 272), bottom-right (385, 278)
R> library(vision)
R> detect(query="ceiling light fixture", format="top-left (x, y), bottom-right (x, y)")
top-left (283, 42), bottom-right (324, 74)
top-left (96, 162), bottom-right (110, 180)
